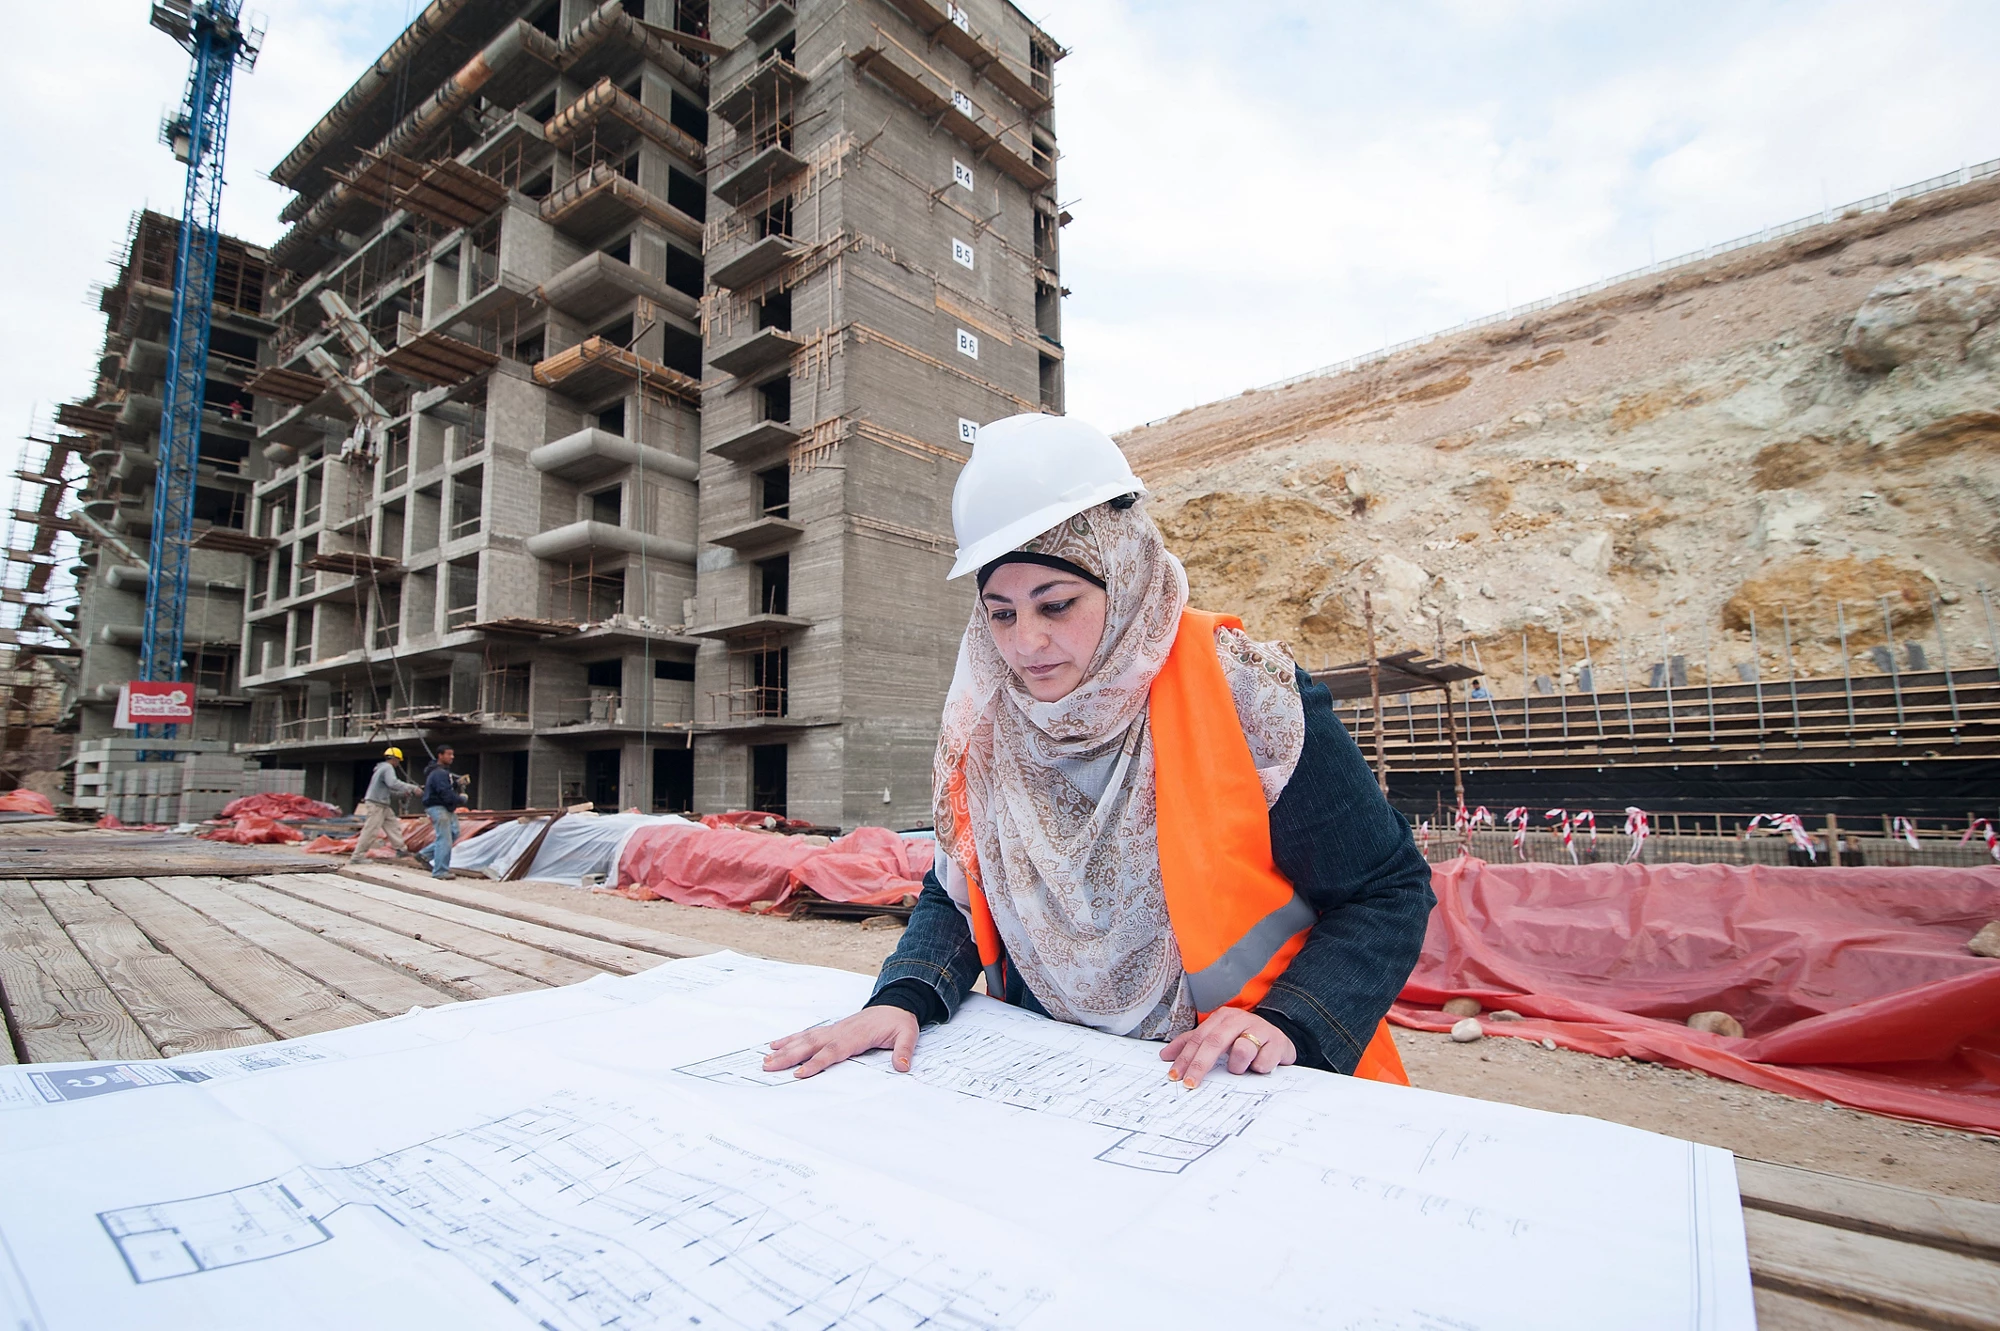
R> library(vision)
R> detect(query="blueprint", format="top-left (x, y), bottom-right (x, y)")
top-left (0, 951), bottom-right (1754, 1330)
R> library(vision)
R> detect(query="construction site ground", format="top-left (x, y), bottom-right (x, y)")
top-left (472, 875), bottom-right (2000, 1202)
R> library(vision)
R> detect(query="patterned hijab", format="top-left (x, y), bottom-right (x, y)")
top-left (932, 499), bottom-right (1306, 1038)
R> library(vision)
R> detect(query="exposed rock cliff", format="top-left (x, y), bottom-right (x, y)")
top-left (1125, 179), bottom-right (2000, 687)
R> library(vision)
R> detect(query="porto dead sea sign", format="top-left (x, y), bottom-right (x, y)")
top-left (114, 681), bottom-right (195, 729)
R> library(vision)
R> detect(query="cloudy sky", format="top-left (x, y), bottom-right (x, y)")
top-left (3, 0), bottom-right (1997, 479)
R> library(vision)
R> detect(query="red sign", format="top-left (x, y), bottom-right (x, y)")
top-left (115, 681), bottom-right (196, 728)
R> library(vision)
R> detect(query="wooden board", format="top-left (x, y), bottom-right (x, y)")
top-left (0, 832), bottom-right (335, 879)
top-left (1752, 1285), bottom-right (1916, 1331)
top-left (0, 878), bottom-right (158, 1062)
top-left (1744, 1206), bottom-right (2000, 1329)
top-left (196, 878), bottom-right (550, 1002)
top-left (246, 874), bottom-right (610, 986)
top-left (32, 880), bottom-right (263, 1057)
top-left (340, 864), bottom-right (721, 960)
top-left (88, 878), bottom-right (378, 1038)
top-left (141, 877), bottom-right (470, 1014)
top-left (1739, 1157), bottom-right (2000, 1263)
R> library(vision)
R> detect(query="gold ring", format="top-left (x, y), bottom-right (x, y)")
top-left (1235, 1031), bottom-right (1266, 1052)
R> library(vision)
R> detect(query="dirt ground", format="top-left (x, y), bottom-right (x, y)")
top-left (480, 877), bottom-right (2000, 1201)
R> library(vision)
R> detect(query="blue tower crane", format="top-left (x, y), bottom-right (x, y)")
top-left (142, 0), bottom-right (261, 733)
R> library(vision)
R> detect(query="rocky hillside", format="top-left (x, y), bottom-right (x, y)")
top-left (1123, 177), bottom-right (2000, 690)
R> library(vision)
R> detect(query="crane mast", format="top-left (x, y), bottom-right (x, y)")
top-left (141, 0), bottom-right (259, 730)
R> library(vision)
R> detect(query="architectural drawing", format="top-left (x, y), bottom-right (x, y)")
top-left (0, 956), bottom-right (1753, 1330)
top-left (0, 1043), bottom-right (340, 1112)
top-left (676, 1019), bottom-right (1271, 1173)
top-left (98, 1093), bottom-right (1047, 1331)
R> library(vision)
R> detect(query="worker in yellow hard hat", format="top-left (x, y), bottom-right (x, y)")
top-left (350, 746), bottom-right (422, 865)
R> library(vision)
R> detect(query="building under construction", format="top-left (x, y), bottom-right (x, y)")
top-left (52, 0), bottom-right (1065, 826)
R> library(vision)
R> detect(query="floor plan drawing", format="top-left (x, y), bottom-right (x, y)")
top-left (96, 1093), bottom-right (1048, 1331)
top-left (0, 954), bottom-right (1754, 1330)
top-left (676, 1020), bottom-right (1272, 1173)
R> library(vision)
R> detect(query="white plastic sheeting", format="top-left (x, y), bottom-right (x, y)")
top-left (449, 812), bottom-right (695, 886)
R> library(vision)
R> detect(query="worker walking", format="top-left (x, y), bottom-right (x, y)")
top-left (767, 415), bottom-right (1434, 1088)
top-left (349, 746), bottom-right (422, 865)
top-left (421, 746), bottom-right (469, 880)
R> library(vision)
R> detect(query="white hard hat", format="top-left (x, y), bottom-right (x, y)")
top-left (948, 414), bottom-right (1145, 579)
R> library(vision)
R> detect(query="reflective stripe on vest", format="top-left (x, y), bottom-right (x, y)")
top-left (1182, 890), bottom-right (1317, 1013)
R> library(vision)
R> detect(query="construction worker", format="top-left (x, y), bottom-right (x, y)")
top-left (350, 746), bottom-right (421, 865)
top-left (420, 746), bottom-right (469, 880)
top-left (766, 415), bottom-right (1435, 1088)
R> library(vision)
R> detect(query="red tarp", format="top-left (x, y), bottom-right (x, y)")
top-left (219, 793), bottom-right (341, 820)
top-left (0, 789), bottom-right (56, 815)
top-left (613, 824), bottom-right (930, 910)
top-left (199, 814), bottom-right (304, 844)
top-left (1393, 856), bottom-right (2000, 1134)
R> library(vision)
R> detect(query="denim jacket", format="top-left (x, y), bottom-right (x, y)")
top-left (870, 666), bottom-right (1436, 1074)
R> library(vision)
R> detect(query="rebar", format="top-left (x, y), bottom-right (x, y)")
top-left (1582, 630), bottom-right (1606, 747)
top-left (1780, 605), bottom-right (1801, 751)
top-left (1659, 627), bottom-right (1675, 742)
top-left (1521, 630), bottom-right (1532, 749)
top-left (1982, 586), bottom-right (2000, 683)
top-left (1702, 623), bottom-right (1716, 744)
top-left (1932, 592), bottom-right (1960, 733)
top-left (1748, 609), bottom-right (1766, 748)
top-left (1879, 595), bottom-right (1905, 733)
top-left (1363, 590), bottom-right (1386, 793)
top-left (1555, 619), bottom-right (1570, 743)
top-left (1617, 630), bottom-right (1636, 751)
top-left (1836, 601), bottom-right (1856, 734)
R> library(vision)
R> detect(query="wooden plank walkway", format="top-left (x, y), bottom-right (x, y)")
top-left (0, 856), bottom-right (1992, 1327)
top-left (0, 865), bottom-right (714, 1066)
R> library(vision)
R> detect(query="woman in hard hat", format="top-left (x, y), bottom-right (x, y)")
top-left (766, 415), bottom-right (1434, 1089)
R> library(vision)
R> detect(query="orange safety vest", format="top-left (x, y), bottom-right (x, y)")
top-left (957, 608), bottom-right (1408, 1085)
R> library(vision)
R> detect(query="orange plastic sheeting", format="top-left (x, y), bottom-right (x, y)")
top-left (1392, 856), bottom-right (2000, 1134)
top-left (200, 815), bottom-right (305, 844)
top-left (219, 793), bottom-right (340, 820)
top-left (790, 827), bottom-right (932, 907)
top-left (0, 789), bottom-right (56, 815)
top-left (614, 824), bottom-right (929, 910)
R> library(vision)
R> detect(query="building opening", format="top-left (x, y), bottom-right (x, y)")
top-left (750, 743), bottom-right (787, 817)
top-left (756, 554), bottom-right (790, 615)
top-left (583, 748), bottom-right (620, 809)
top-left (653, 747), bottom-right (693, 813)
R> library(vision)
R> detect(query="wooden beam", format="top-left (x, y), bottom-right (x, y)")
top-left (339, 864), bottom-right (720, 961)
top-left (142, 876), bottom-right (474, 1014)
top-left (1743, 1207), bottom-right (2000, 1329)
top-left (248, 873), bottom-right (615, 984)
top-left (199, 878), bottom-right (547, 1002)
top-left (1738, 1158), bottom-right (2000, 1263)
top-left (88, 878), bottom-right (377, 1037)
top-left (33, 880), bottom-right (263, 1057)
top-left (0, 878), bottom-right (158, 1062)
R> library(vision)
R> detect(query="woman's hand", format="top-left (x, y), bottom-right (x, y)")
top-left (763, 1007), bottom-right (921, 1079)
top-left (1161, 1009), bottom-right (1295, 1088)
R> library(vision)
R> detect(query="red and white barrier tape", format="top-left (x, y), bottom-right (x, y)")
top-left (1454, 804), bottom-right (1494, 837)
top-left (1892, 817), bottom-right (1920, 850)
top-left (1544, 808), bottom-right (1578, 864)
top-left (1623, 807), bottom-right (1649, 862)
top-left (1506, 807), bottom-right (1530, 860)
top-left (1960, 819), bottom-right (2000, 862)
top-left (1746, 813), bottom-right (1818, 861)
